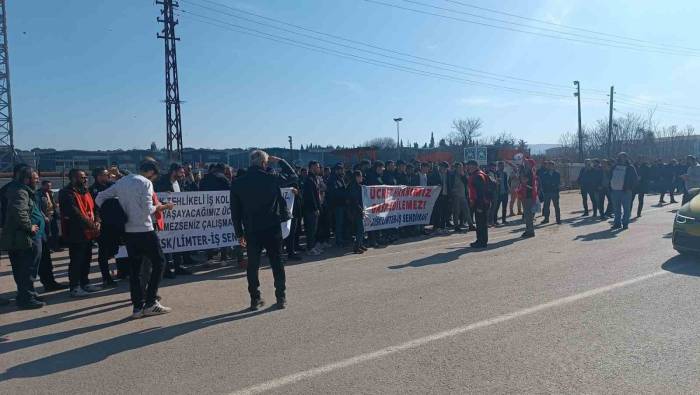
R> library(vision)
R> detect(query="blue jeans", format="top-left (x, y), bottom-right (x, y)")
top-left (9, 236), bottom-right (42, 305)
top-left (611, 190), bottom-right (633, 227)
top-left (334, 207), bottom-right (345, 246)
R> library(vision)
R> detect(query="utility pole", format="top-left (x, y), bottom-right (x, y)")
top-left (607, 86), bottom-right (615, 158)
top-left (288, 135), bottom-right (293, 151)
top-left (393, 117), bottom-right (402, 160)
top-left (573, 81), bottom-right (583, 162)
top-left (157, 0), bottom-right (183, 161)
top-left (0, 0), bottom-right (16, 171)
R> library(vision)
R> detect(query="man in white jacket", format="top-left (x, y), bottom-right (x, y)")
top-left (96, 160), bottom-right (175, 319)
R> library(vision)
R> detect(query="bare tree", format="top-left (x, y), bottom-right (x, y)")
top-left (363, 137), bottom-right (396, 149)
top-left (450, 117), bottom-right (483, 146)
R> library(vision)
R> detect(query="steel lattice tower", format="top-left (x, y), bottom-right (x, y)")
top-left (0, 0), bottom-right (16, 171)
top-left (157, 0), bottom-right (183, 161)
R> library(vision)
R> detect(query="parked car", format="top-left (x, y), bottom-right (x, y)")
top-left (673, 188), bottom-right (700, 255)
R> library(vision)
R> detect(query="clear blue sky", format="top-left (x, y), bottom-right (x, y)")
top-left (8, 0), bottom-right (700, 150)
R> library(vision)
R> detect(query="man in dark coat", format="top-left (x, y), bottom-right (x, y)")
top-left (466, 161), bottom-right (490, 248)
top-left (539, 161), bottom-right (561, 224)
top-left (577, 160), bottom-right (598, 216)
top-left (303, 160), bottom-right (323, 254)
top-left (0, 167), bottom-right (45, 309)
top-left (230, 150), bottom-right (289, 310)
top-left (89, 167), bottom-right (119, 286)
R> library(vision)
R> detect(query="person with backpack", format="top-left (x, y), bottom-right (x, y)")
top-left (96, 160), bottom-right (176, 318)
top-left (466, 160), bottom-right (490, 248)
top-left (610, 152), bottom-right (639, 230)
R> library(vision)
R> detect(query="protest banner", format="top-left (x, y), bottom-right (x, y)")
top-left (156, 190), bottom-right (236, 253)
top-left (362, 185), bottom-right (441, 232)
top-left (117, 188), bottom-right (295, 256)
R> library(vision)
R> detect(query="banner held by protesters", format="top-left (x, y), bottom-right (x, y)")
top-left (362, 185), bottom-right (441, 232)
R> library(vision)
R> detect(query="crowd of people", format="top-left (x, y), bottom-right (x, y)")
top-left (1, 150), bottom-right (699, 315)
top-left (576, 155), bottom-right (700, 225)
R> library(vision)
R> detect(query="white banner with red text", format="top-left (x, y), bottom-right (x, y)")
top-left (362, 185), bottom-right (441, 232)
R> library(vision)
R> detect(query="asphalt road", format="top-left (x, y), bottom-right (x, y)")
top-left (1, 192), bottom-right (698, 394)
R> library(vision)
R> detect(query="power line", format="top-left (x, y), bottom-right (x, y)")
top-left (179, 0), bottom-right (696, 119)
top-left (179, 10), bottom-right (581, 100)
top-left (362, 0), bottom-right (700, 57)
top-left (615, 92), bottom-right (700, 112)
top-left (403, 0), bottom-right (700, 55)
top-left (180, 0), bottom-right (609, 95)
top-left (441, 0), bottom-right (700, 53)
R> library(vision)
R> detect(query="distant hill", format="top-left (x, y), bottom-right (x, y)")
top-left (529, 144), bottom-right (561, 155)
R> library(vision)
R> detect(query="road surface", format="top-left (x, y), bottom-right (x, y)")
top-left (1, 192), bottom-right (697, 394)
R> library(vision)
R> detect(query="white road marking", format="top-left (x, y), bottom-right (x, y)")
top-left (229, 269), bottom-right (670, 395)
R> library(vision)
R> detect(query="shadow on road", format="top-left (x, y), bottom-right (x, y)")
top-left (573, 228), bottom-right (623, 242)
top-left (662, 254), bottom-right (700, 276)
top-left (0, 300), bottom-right (131, 338)
top-left (388, 237), bottom-right (523, 269)
top-left (0, 306), bottom-right (277, 380)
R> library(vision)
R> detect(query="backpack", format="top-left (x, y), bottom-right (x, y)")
top-left (485, 172), bottom-right (498, 199)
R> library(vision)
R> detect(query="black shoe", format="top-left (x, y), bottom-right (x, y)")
top-left (32, 294), bottom-right (45, 302)
top-left (102, 279), bottom-right (119, 289)
top-left (250, 297), bottom-right (265, 311)
top-left (556, 220), bottom-right (562, 225)
top-left (540, 219), bottom-right (549, 224)
top-left (582, 212), bottom-right (589, 217)
top-left (671, 200), bottom-right (678, 204)
top-left (275, 297), bottom-right (287, 309)
top-left (622, 224), bottom-right (629, 230)
top-left (611, 224), bottom-right (622, 230)
top-left (17, 299), bottom-right (45, 310)
top-left (470, 242), bottom-right (487, 249)
top-left (468, 226), bottom-right (477, 232)
top-left (163, 270), bottom-right (176, 279)
top-left (43, 282), bottom-right (69, 292)
top-left (521, 232), bottom-right (535, 239)
top-left (174, 267), bottom-right (192, 275)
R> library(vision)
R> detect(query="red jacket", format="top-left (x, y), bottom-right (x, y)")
top-left (468, 170), bottom-right (490, 209)
top-left (517, 169), bottom-right (539, 201)
top-left (152, 193), bottom-right (165, 232)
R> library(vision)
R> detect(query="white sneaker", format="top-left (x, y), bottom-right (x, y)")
top-left (143, 301), bottom-right (172, 316)
top-left (70, 287), bottom-right (90, 297)
top-left (82, 284), bottom-right (101, 293)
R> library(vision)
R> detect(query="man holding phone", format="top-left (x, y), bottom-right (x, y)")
top-left (96, 159), bottom-right (175, 318)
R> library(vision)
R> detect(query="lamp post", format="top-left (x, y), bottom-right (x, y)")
top-left (393, 117), bottom-right (403, 160)
top-left (573, 81), bottom-right (583, 162)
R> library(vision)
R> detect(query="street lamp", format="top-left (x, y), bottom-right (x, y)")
top-left (393, 117), bottom-right (403, 159)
